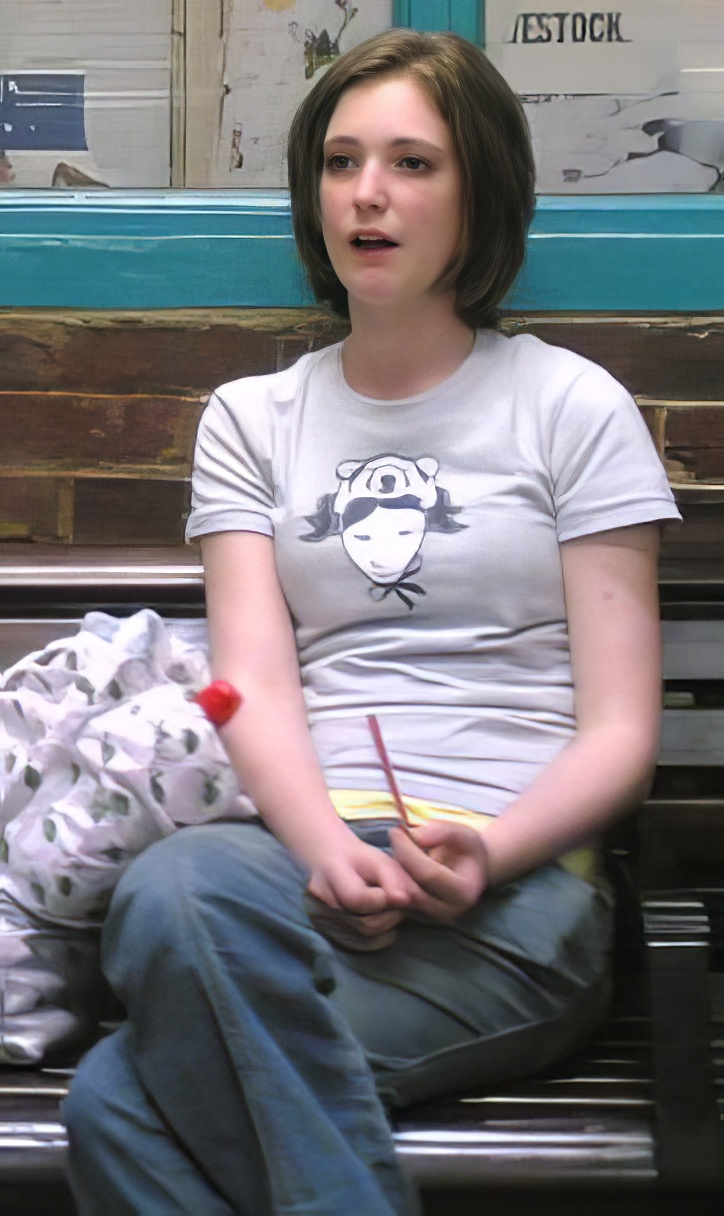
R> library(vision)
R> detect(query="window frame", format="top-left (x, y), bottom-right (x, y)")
top-left (1, 0), bottom-right (722, 313)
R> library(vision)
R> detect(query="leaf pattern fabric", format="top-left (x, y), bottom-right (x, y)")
top-left (0, 610), bottom-right (245, 926)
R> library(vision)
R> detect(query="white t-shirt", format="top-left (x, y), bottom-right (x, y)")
top-left (186, 330), bottom-right (681, 815)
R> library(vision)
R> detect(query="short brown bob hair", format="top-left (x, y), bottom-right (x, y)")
top-left (287, 28), bottom-right (535, 330)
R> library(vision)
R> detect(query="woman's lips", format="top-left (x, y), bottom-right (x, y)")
top-left (351, 235), bottom-right (398, 249)
top-left (350, 237), bottom-right (398, 255)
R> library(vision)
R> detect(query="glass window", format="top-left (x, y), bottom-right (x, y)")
top-left (0, 0), bottom-right (394, 190)
top-left (485, 1), bottom-right (724, 193)
top-left (1, 1), bottom-right (176, 187)
top-left (4, 3), bottom-right (721, 195)
top-left (186, 0), bottom-right (394, 188)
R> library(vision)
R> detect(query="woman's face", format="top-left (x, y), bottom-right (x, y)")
top-left (319, 75), bottom-right (462, 316)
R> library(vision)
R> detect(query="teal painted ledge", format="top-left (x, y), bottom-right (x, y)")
top-left (1, 191), bottom-right (723, 312)
top-left (0, 191), bottom-right (302, 311)
top-left (519, 195), bottom-right (724, 312)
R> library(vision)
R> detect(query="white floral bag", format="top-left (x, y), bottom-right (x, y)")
top-left (0, 609), bottom-right (245, 1063)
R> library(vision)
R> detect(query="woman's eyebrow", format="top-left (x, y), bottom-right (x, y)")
top-left (323, 135), bottom-right (446, 155)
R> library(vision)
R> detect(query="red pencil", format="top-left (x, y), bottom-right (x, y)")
top-left (367, 715), bottom-right (413, 828)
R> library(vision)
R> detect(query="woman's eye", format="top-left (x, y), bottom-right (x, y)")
top-left (399, 156), bottom-right (427, 171)
top-left (325, 154), bottom-right (353, 171)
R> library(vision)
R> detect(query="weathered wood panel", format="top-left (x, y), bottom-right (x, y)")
top-left (660, 501), bottom-right (724, 582)
top-left (0, 477), bottom-right (190, 546)
top-left (1, 308), bottom-right (723, 553)
top-left (637, 403), bottom-right (667, 457)
top-left (0, 310), bottom-right (346, 394)
top-left (664, 404), bottom-right (724, 482)
top-left (2, 310), bottom-right (724, 399)
top-left (503, 316), bottom-right (724, 401)
top-left (0, 478), bottom-right (73, 543)
top-left (72, 479), bottom-right (190, 545)
top-left (0, 393), bottom-right (202, 475)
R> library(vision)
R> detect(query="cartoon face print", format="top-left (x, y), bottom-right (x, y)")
top-left (341, 499), bottom-right (426, 584)
top-left (302, 453), bottom-right (465, 610)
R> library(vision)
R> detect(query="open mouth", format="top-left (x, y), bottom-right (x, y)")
top-left (351, 236), bottom-right (398, 249)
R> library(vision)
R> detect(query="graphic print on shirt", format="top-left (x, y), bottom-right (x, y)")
top-left (301, 453), bottom-right (466, 609)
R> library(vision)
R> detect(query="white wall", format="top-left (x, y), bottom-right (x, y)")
top-left (187, 0), bottom-right (394, 188)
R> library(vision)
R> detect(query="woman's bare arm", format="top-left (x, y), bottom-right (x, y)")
top-left (201, 531), bottom-right (418, 917)
top-left (477, 522), bottom-right (661, 887)
top-left (392, 522), bottom-right (662, 907)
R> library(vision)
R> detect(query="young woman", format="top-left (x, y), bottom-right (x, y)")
top-left (65, 29), bottom-right (680, 1216)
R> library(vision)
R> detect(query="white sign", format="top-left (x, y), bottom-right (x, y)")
top-left (485, 1), bottom-right (724, 192)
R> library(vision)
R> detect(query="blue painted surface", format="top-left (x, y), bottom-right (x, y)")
top-left (522, 196), bottom-right (724, 311)
top-left (406, 1), bottom-right (451, 33)
top-left (0, 191), bottom-right (309, 309)
top-left (1, 190), bottom-right (722, 312)
top-left (393, 0), bottom-right (483, 42)
top-left (445, 0), bottom-right (482, 43)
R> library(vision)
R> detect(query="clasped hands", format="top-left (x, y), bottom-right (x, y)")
top-left (305, 821), bottom-right (488, 953)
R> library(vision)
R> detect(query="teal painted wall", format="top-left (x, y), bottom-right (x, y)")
top-left (392, 1), bottom-right (482, 42)
top-left (1, 191), bottom-right (722, 312)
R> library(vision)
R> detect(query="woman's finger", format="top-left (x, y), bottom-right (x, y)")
top-left (390, 826), bottom-right (487, 916)
top-left (348, 908), bottom-right (405, 935)
top-left (307, 897), bottom-right (402, 936)
top-left (326, 876), bottom-right (392, 914)
top-left (305, 897), bottom-right (400, 951)
top-left (390, 828), bottom-right (465, 898)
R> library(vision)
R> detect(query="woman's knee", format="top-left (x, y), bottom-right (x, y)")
top-left (110, 825), bottom-right (264, 929)
top-left (63, 1035), bottom-right (122, 1142)
top-left (101, 824), bottom-right (310, 994)
top-left (100, 831), bottom-right (202, 980)
top-left (112, 823), bottom-right (300, 914)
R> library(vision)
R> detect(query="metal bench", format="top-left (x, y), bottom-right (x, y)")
top-left (1, 547), bottom-right (723, 1213)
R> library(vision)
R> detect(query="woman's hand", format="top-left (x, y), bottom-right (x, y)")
top-left (306, 831), bottom-right (417, 913)
top-left (305, 824), bottom-right (488, 946)
top-left (305, 832), bottom-right (417, 951)
top-left (391, 822), bottom-right (488, 923)
top-left (304, 896), bottom-right (405, 952)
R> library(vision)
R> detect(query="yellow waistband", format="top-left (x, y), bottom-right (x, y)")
top-left (328, 789), bottom-right (600, 886)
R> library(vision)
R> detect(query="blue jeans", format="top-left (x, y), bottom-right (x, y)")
top-left (64, 821), bottom-right (613, 1215)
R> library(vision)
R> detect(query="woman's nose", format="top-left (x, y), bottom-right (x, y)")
top-left (352, 161), bottom-right (387, 209)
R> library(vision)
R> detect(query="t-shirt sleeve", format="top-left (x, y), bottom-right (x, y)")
top-left (549, 364), bottom-right (682, 542)
top-left (185, 385), bottom-right (275, 542)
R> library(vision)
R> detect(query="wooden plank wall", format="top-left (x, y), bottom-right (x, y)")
top-left (0, 310), bottom-right (344, 545)
top-left (0, 310), bottom-right (722, 572)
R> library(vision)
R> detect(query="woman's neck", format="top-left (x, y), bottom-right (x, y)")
top-left (341, 298), bottom-right (476, 400)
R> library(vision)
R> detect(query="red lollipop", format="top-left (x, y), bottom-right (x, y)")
top-left (194, 680), bottom-right (242, 726)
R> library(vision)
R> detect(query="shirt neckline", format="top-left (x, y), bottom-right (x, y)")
top-left (332, 330), bottom-right (493, 407)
